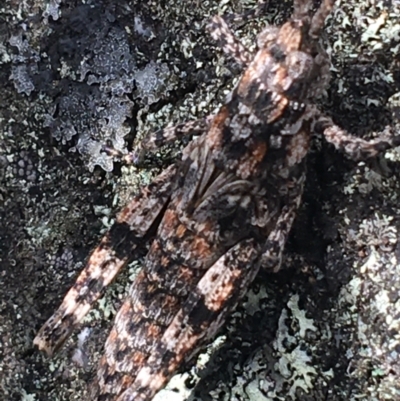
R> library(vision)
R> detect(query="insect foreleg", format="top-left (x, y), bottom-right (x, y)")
top-left (317, 115), bottom-right (400, 160)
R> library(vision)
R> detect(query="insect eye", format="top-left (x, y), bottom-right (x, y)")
top-left (285, 51), bottom-right (314, 81)
top-left (257, 26), bottom-right (280, 49)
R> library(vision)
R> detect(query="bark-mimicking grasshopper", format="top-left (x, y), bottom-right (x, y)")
top-left (34, 1), bottom-right (400, 400)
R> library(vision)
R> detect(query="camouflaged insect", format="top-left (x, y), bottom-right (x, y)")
top-left (34, 0), bottom-right (400, 400)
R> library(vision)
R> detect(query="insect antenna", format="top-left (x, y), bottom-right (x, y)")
top-left (293, 0), bottom-right (312, 19)
top-left (310, 0), bottom-right (336, 38)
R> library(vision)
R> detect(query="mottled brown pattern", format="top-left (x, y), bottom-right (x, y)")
top-left (34, 1), bottom-right (400, 400)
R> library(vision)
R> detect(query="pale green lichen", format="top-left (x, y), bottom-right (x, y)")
top-left (274, 296), bottom-right (318, 399)
top-left (287, 294), bottom-right (318, 338)
top-left (20, 389), bottom-right (36, 401)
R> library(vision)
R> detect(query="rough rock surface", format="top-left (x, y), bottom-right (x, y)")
top-left (1, 1), bottom-right (400, 400)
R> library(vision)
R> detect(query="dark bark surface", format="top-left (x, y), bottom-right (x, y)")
top-left (1, 1), bottom-right (399, 400)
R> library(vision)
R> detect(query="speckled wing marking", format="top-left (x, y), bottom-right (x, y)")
top-left (114, 238), bottom-right (261, 401)
top-left (93, 128), bottom-right (265, 400)
top-left (94, 242), bottom-right (262, 401)
top-left (34, 164), bottom-right (177, 356)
